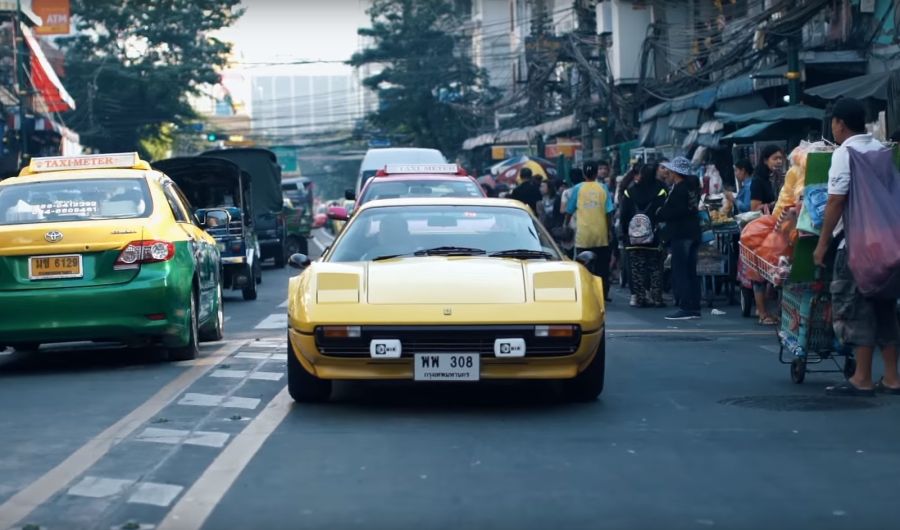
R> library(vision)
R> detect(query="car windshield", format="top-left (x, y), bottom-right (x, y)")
top-left (0, 178), bottom-right (152, 226)
top-left (359, 179), bottom-right (483, 205)
top-left (328, 205), bottom-right (560, 262)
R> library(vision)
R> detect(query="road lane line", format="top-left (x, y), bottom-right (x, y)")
top-left (0, 340), bottom-right (243, 529)
top-left (127, 482), bottom-right (184, 507)
top-left (311, 237), bottom-right (326, 253)
top-left (157, 387), bottom-right (293, 530)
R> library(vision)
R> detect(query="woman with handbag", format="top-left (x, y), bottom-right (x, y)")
top-left (621, 164), bottom-right (668, 307)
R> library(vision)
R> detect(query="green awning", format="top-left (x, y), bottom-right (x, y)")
top-left (723, 122), bottom-right (777, 140)
top-left (805, 70), bottom-right (896, 102)
top-left (716, 104), bottom-right (824, 125)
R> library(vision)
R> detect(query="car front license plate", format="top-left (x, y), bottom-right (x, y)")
top-left (28, 254), bottom-right (83, 280)
top-left (414, 353), bottom-right (480, 382)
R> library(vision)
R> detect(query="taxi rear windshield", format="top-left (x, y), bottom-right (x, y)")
top-left (0, 178), bottom-right (152, 226)
top-left (360, 179), bottom-right (482, 204)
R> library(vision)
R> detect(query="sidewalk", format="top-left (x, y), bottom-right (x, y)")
top-left (603, 282), bottom-right (771, 337)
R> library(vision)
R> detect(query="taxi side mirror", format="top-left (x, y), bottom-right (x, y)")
top-left (344, 189), bottom-right (356, 201)
top-left (203, 209), bottom-right (231, 229)
top-left (327, 206), bottom-right (349, 221)
top-left (288, 253), bottom-right (312, 270)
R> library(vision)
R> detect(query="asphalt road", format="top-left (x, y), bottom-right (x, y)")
top-left (1, 229), bottom-right (898, 530)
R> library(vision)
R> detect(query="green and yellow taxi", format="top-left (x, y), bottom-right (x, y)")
top-left (0, 153), bottom-right (224, 360)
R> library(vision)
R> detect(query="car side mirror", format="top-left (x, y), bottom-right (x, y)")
top-left (288, 253), bottom-right (312, 270)
top-left (203, 209), bottom-right (231, 229)
top-left (575, 250), bottom-right (595, 266)
top-left (327, 206), bottom-right (349, 221)
top-left (344, 189), bottom-right (356, 201)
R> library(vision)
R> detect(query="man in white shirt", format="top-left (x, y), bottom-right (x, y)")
top-left (814, 97), bottom-right (900, 397)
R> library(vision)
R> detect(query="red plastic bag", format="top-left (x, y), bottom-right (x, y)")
top-left (740, 215), bottom-right (776, 250)
top-left (846, 148), bottom-right (900, 298)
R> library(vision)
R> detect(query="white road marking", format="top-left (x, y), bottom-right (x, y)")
top-left (311, 237), bottom-right (326, 253)
top-left (243, 340), bottom-right (287, 350)
top-left (177, 393), bottom-right (260, 410)
top-left (224, 316), bottom-right (232, 323)
top-left (254, 314), bottom-right (288, 330)
top-left (235, 352), bottom-right (287, 362)
top-left (67, 476), bottom-right (134, 499)
top-left (134, 427), bottom-right (230, 449)
top-left (759, 344), bottom-right (781, 353)
top-left (278, 298), bottom-right (288, 308)
top-left (0, 340), bottom-right (243, 530)
top-left (209, 369), bottom-right (283, 382)
top-left (128, 482), bottom-right (184, 507)
top-left (157, 388), bottom-right (293, 530)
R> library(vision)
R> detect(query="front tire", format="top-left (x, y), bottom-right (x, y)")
top-left (169, 292), bottom-right (199, 361)
top-left (563, 332), bottom-right (606, 402)
top-left (287, 334), bottom-right (332, 403)
top-left (242, 263), bottom-right (259, 301)
top-left (200, 284), bottom-right (225, 342)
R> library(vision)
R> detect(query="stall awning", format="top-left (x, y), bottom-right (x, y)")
top-left (640, 101), bottom-right (671, 123)
top-left (668, 108), bottom-right (701, 130)
top-left (461, 114), bottom-right (576, 150)
top-left (670, 87), bottom-right (717, 112)
top-left (722, 122), bottom-right (779, 140)
top-left (716, 104), bottom-right (824, 125)
top-left (21, 22), bottom-right (76, 113)
top-left (805, 70), bottom-right (897, 102)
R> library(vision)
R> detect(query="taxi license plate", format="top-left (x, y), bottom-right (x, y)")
top-left (28, 254), bottom-right (83, 280)
top-left (414, 353), bottom-right (479, 382)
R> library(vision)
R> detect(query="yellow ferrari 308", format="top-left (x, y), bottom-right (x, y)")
top-left (286, 197), bottom-right (606, 402)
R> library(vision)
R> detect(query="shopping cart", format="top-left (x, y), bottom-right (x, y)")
top-left (777, 280), bottom-right (855, 384)
top-left (738, 243), bottom-right (790, 286)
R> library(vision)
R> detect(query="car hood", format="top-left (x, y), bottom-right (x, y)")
top-left (306, 257), bottom-right (582, 305)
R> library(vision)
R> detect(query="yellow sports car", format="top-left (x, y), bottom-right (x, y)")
top-left (286, 197), bottom-right (606, 402)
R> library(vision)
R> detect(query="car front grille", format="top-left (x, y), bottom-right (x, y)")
top-left (315, 325), bottom-right (581, 358)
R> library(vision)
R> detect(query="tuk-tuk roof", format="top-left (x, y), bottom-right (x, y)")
top-left (199, 148), bottom-right (282, 215)
top-left (153, 157), bottom-right (250, 187)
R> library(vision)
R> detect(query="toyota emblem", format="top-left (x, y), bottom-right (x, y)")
top-left (45, 231), bottom-right (63, 243)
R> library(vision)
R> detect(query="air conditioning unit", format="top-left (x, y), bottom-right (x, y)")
top-left (597, 1), bottom-right (613, 35)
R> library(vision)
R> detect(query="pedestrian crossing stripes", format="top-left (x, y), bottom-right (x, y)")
top-left (135, 427), bottom-right (230, 448)
top-left (177, 393), bottom-right (261, 410)
top-left (278, 298), bottom-right (288, 308)
top-left (254, 313), bottom-right (288, 330)
top-left (209, 368), bottom-right (284, 381)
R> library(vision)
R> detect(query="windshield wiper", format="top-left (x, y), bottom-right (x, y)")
top-left (489, 249), bottom-right (555, 260)
top-left (413, 246), bottom-right (486, 256)
top-left (372, 253), bottom-right (412, 261)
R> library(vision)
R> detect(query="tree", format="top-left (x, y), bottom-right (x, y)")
top-left (349, 0), bottom-right (495, 157)
top-left (59, 0), bottom-right (243, 156)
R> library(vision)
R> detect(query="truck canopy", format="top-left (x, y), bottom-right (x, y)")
top-left (200, 148), bottom-right (283, 217)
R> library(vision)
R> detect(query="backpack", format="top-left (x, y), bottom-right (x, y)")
top-left (845, 147), bottom-right (900, 299)
top-left (627, 195), bottom-right (655, 245)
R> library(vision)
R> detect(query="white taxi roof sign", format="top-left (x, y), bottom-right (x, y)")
top-left (384, 163), bottom-right (459, 175)
top-left (23, 152), bottom-right (150, 175)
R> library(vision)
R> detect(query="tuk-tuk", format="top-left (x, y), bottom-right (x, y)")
top-left (153, 157), bottom-right (262, 301)
top-left (200, 148), bottom-right (287, 267)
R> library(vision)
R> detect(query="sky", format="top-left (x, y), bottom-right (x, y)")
top-left (217, 0), bottom-right (372, 76)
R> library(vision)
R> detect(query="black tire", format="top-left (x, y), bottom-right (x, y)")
top-left (843, 357), bottom-right (857, 379)
top-left (287, 334), bottom-right (332, 403)
top-left (199, 284), bottom-right (225, 342)
top-left (790, 357), bottom-right (806, 384)
top-left (169, 292), bottom-right (199, 361)
top-left (242, 264), bottom-right (258, 301)
top-left (273, 244), bottom-right (287, 268)
top-left (563, 332), bottom-right (606, 402)
top-left (740, 287), bottom-right (754, 318)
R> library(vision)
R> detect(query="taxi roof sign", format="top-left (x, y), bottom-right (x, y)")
top-left (383, 163), bottom-right (460, 175)
top-left (22, 152), bottom-right (151, 175)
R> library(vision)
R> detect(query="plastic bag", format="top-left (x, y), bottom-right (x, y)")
top-left (802, 183), bottom-right (828, 229)
top-left (846, 147), bottom-right (900, 298)
top-left (739, 214), bottom-right (776, 250)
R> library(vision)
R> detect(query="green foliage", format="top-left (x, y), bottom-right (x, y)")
top-left (59, 0), bottom-right (243, 155)
top-left (349, 0), bottom-right (496, 157)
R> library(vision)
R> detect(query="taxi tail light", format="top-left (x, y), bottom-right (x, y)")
top-left (535, 325), bottom-right (575, 338)
top-left (114, 240), bottom-right (175, 269)
top-left (321, 326), bottom-right (362, 339)
top-left (231, 241), bottom-right (243, 253)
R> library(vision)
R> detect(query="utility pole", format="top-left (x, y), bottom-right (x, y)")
top-left (786, 32), bottom-right (802, 105)
top-left (14, 0), bottom-right (29, 167)
top-left (575, 0), bottom-right (596, 161)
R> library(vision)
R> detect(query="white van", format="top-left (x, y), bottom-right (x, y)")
top-left (349, 148), bottom-right (447, 199)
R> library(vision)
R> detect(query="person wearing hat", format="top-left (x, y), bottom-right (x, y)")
top-left (657, 156), bottom-right (702, 320)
